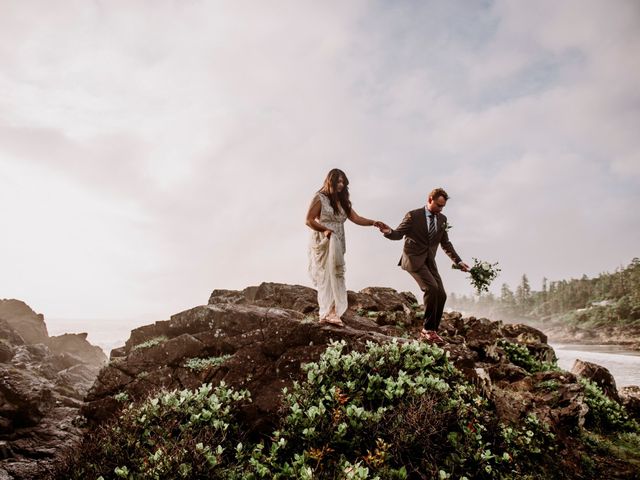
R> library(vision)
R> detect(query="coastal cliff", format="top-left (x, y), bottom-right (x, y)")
top-left (0, 300), bottom-right (107, 480)
top-left (51, 283), bottom-right (640, 479)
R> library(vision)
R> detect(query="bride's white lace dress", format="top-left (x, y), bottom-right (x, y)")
top-left (308, 193), bottom-right (348, 320)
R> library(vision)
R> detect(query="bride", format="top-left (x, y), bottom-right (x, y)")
top-left (305, 168), bottom-right (387, 326)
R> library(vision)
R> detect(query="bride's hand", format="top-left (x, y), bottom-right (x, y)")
top-left (323, 229), bottom-right (334, 238)
top-left (373, 221), bottom-right (391, 233)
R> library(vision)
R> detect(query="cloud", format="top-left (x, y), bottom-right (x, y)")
top-left (0, 0), bottom-right (638, 330)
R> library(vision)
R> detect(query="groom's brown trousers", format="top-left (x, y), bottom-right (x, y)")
top-left (408, 261), bottom-right (447, 331)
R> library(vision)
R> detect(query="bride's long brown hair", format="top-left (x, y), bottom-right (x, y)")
top-left (319, 168), bottom-right (352, 216)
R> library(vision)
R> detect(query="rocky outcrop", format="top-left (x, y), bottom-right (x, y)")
top-left (619, 386), bottom-right (640, 420)
top-left (84, 283), bottom-right (589, 444)
top-left (208, 282), bottom-right (318, 313)
top-left (85, 303), bottom-right (391, 429)
top-left (0, 303), bottom-right (107, 480)
top-left (208, 282), bottom-right (421, 327)
top-left (88, 283), bottom-right (421, 427)
top-left (46, 333), bottom-right (106, 369)
top-left (0, 321), bottom-right (24, 348)
top-left (0, 300), bottom-right (48, 345)
top-left (571, 359), bottom-right (620, 402)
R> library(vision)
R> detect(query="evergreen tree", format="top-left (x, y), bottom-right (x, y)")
top-left (515, 274), bottom-right (532, 315)
top-left (447, 259), bottom-right (640, 326)
top-left (541, 277), bottom-right (549, 316)
top-left (500, 283), bottom-right (516, 315)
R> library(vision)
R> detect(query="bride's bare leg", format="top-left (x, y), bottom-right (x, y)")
top-left (329, 305), bottom-right (344, 325)
top-left (320, 304), bottom-right (343, 326)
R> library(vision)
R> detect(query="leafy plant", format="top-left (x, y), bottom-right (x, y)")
top-left (258, 340), bottom-right (557, 479)
top-left (132, 335), bottom-right (169, 351)
top-left (56, 382), bottom-right (252, 479)
top-left (536, 379), bottom-right (560, 391)
top-left (113, 392), bottom-right (129, 403)
top-left (58, 340), bottom-right (565, 479)
top-left (498, 340), bottom-right (559, 374)
top-left (580, 378), bottom-right (639, 433)
top-left (185, 355), bottom-right (232, 372)
top-left (497, 414), bottom-right (557, 473)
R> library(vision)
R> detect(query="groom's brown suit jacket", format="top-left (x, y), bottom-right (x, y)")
top-left (384, 208), bottom-right (462, 273)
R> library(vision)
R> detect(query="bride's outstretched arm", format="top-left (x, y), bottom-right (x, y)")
top-left (348, 208), bottom-right (388, 229)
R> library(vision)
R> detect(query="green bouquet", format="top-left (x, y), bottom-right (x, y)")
top-left (453, 258), bottom-right (501, 295)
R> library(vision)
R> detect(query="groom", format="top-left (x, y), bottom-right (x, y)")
top-left (380, 188), bottom-right (469, 343)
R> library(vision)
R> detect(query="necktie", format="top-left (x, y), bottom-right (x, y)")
top-left (428, 214), bottom-right (436, 237)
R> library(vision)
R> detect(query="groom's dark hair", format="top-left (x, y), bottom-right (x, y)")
top-left (429, 188), bottom-right (449, 201)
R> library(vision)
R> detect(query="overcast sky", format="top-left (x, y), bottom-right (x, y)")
top-left (1, 1), bottom-right (639, 333)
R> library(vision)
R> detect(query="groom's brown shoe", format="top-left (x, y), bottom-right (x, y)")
top-left (419, 329), bottom-right (444, 345)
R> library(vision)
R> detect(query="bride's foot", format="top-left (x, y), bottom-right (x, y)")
top-left (320, 315), bottom-right (344, 326)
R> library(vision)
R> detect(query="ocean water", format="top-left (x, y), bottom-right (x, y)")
top-left (552, 343), bottom-right (640, 388)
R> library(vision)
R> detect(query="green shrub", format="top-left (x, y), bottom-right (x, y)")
top-left (497, 414), bottom-right (556, 473)
top-left (57, 382), bottom-right (251, 479)
top-left (536, 379), bottom-right (560, 392)
top-left (257, 340), bottom-right (558, 479)
top-left (58, 340), bottom-right (562, 479)
top-left (132, 335), bottom-right (169, 351)
top-left (113, 392), bottom-right (129, 403)
top-left (498, 340), bottom-right (558, 374)
top-left (185, 355), bottom-right (232, 372)
top-left (581, 430), bottom-right (640, 473)
top-left (580, 378), bottom-right (639, 434)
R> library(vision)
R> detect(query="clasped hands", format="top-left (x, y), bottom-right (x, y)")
top-left (373, 220), bottom-right (391, 234)
top-left (324, 221), bottom-right (390, 239)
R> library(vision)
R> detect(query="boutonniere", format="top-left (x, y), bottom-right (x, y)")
top-left (443, 222), bottom-right (452, 232)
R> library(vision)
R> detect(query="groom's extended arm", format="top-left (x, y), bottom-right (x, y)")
top-left (383, 212), bottom-right (412, 240)
top-left (440, 229), bottom-right (462, 264)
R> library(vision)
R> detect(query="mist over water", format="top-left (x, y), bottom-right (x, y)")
top-left (48, 318), bottom-right (147, 356)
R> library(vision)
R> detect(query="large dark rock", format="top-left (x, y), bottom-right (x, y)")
top-left (82, 283), bottom-right (592, 446)
top-left (492, 370), bottom-right (587, 429)
top-left (501, 323), bottom-right (548, 344)
top-left (0, 301), bottom-right (105, 480)
top-left (348, 287), bottom-right (418, 326)
top-left (46, 333), bottom-right (107, 368)
top-left (207, 282), bottom-right (421, 328)
top-left (0, 341), bottom-right (98, 480)
top-left (0, 344), bottom-right (13, 364)
top-left (84, 303), bottom-right (392, 430)
top-left (571, 359), bottom-right (620, 403)
top-left (0, 301), bottom-right (48, 345)
top-left (208, 282), bottom-right (318, 313)
top-left (486, 362), bottom-right (530, 383)
top-left (619, 386), bottom-right (640, 420)
top-left (0, 365), bottom-right (55, 428)
top-left (0, 321), bottom-right (24, 347)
